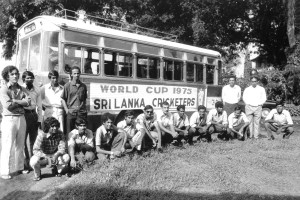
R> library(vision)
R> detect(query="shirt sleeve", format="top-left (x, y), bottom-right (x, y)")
top-left (184, 115), bottom-right (190, 126)
top-left (222, 111), bottom-right (228, 125)
top-left (60, 84), bottom-right (68, 101)
top-left (237, 86), bottom-right (241, 101)
top-left (228, 114), bottom-right (233, 129)
top-left (259, 87), bottom-right (267, 105)
top-left (242, 113), bottom-right (249, 123)
top-left (265, 109), bottom-right (275, 121)
top-left (32, 133), bottom-right (46, 158)
top-left (36, 90), bottom-right (43, 122)
top-left (117, 121), bottom-right (124, 129)
top-left (242, 88), bottom-right (249, 105)
top-left (285, 111), bottom-right (293, 125)
top-left (0, 87), bottom-right (13, 109)
top-left (95, 127), bottom-right (101, 146)
top-left (221, 86), bottom-right (226, 102)
top-left (87, 131), bottom-right (95, 148)
top-left (189, 112), bottom-right (197, 128)
top-left (67, 131), bottom-right (75, 147)
top-left (206, 110), bottom-right (213, 126)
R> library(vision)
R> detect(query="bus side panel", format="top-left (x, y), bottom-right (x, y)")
top-left (206, 85), bottom-right (222, 110)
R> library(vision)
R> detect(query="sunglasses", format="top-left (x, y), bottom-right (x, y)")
top-left (146, 110), bottom-right (153, 114)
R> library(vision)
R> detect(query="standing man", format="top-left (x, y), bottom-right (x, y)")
top-left (264, 102), bottom-right (294, 140)
top-left (189, 105), bottom-right (209, 143)
top-left (0, 66), bottom-right (31, 179)
top-left (61, 66), bottom-right (88, 135)
top-left (41, 70), bottom-right (64, 132)
top-left (22, 71), bottom-right (42, 171)
top-left (222, 76), bottom-right (241, 116)
top-left (243, 76), bottom-right (267, 139)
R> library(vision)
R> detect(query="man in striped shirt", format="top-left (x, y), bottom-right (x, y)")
top-left (30, 117), bottom-right (70, 181)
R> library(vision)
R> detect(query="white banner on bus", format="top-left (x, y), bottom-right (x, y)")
top-left (90, 83), bottom-right (201, 111)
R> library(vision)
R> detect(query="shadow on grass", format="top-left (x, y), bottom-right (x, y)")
top-left (47, 184), bottom-right (300, 200)
top-left (1, 190), bottom-right (45, 200)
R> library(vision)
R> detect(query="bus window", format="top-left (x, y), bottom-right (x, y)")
top-left (28, 34), bottom-right (41, 72)
top-left (42, 32), bottom-right (59, 72)
top-left (83, 48), bottom-right (99, 74)
top-left (187, 63), bottom-right (195, 82)
top-left (164, 60), bottom-right (183, 81)
top-left (137, 56), bottom-right (159, 79)
top-left (104, 52), bottom-right (132, 77)
top-left (20, 39), bottom-right (29, 72)
top-left (64, 46), bottom-right (81, 73)
top-left (196, 64), bottom-right (203, 83)
top-left (206, 65), bottom-right (214, 84)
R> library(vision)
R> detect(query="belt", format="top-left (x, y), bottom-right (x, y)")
top-left (24, 109), bottom-right (36, 114)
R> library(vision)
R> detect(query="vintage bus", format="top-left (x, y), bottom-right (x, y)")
top-left (16, 9), bottom-right (222, 131)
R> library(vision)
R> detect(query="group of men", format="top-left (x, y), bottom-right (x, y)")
top-left (0, 65), bottom-right (294, 181)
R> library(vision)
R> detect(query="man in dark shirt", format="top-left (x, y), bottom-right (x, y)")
top-left (61, 66), bottom-right (88, 135)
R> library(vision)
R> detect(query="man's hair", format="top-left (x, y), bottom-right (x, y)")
top-left (124, 110), bottom-right (134, 117)
top-left (215, 101), bottom-right (224, 108)
top-left (177, 105), bottom-right (185, 111)
top-left (234, 106), bottom-right (242, 111)
top-left (198, 105), bottom-right (206, 111)
top-left (48, 70), bottom-right (59, 79)
top-left (144, 105), bottom-right (153, 111)
top-left (22, 71), bottom-right (34, 82)
top-left (101, 113), bottom-right (115, 123)
top-left (70, 66), bottom-right (81, 74)
top-left (75, 118), bottom-right (87, 126)
top-left (162, 101), bottom-right (169, 107)
top-left (43, 117), bottom-right (60, 133)
top-left (1, 66), bottom-right (19, 82)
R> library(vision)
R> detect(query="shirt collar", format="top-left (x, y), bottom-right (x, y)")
top-left (47, 83), bottom-right (63, 90)
top-left (6, 82), bottom-right (21, 89)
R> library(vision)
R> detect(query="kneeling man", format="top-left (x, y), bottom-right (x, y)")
top-left (30, 117), bottom-right (70, 181)
top-left (68, 119), bottom-right (95, 169)
top-left (227, 106), bottom-right (249, 140)
top-left (264, 102), bottom-right (294, 140)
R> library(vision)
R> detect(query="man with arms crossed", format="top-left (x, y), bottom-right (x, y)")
top-left (173, 105), bottom-right (192, 145)
top-left (61, 66), bottom-right (88, 135)
top-left (41, 70), bottom-right (64, 132)
top-left (243, 76), bottom-right (267, 139)
top-left (227, 106), bottom-right (249, 140)
top-left (264, 101), bottom-right (294, 140)
top-left (0, 66), bottom-right (31, 179)
top-left (95, 114), bottom-right (127, 160)
top-left (206, 101), bottom-right (228, 141)
top-left (222, 76), bottom-right (241, 116)
top-left (189, 105), bottom-right (209, 143)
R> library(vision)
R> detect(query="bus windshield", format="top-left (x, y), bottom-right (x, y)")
top-left (42, 31), bottom-right (59, 72)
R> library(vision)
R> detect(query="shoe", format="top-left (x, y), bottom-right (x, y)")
top-left (157, 147), bottom-right (163, 153)
top-left (18, 169), bottom-right (30, 174)
top-left (56, 173), bottom-right (62, 177)
top-left (1, 175), bottom-right (12, 180)
top-left (188, 141), bottom-right (194, 146)
top-left (51, 166), bottom-right (58, 176)
top-left (33, 176), bottom-right (41, 181)
top-left (268, 135), bottom-right (275, 140)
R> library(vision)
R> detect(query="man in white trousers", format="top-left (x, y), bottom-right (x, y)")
top-left (243, 76), bottom-right (267, 139)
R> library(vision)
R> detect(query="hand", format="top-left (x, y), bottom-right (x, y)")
top-left (120, 147), bottom-right (125, 153)
top-left (182, 130), bottom-right (188, 136)
top-left (172, 132), bottom-right (179, 138)
top-left (276, 127), bottom-right (283, 135)
top-left (25, 96), bottom-right (31, 105)
top-left (46, 157), bottom-right (53, 168)
top-left (113, 150), bottom-right (121, 157)
top-left (51, 156), bottom-right (58, 165)
top-left (70, 159), bottom-right (77, 168)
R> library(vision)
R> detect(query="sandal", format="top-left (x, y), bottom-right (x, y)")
top-left (1, 175), bottom-right (12, 180)
top-left (33, 176), bottom-right (41, 181)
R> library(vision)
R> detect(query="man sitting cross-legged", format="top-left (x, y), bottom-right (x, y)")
top-left (206, 101), bottom-right (228, 141)
top-left (30, 117), bottom-right (70, 181)
top-left (95, 113), bottom-right (127, 160)
top-left (156, 102), bottom-right (180, 146)
top-left (173, 105), bottom-right (192, 145)
top-left (136, 105), bottom-right (162, 152)
top-left (227, 106), bottom-right (249, 140)
top-left (189, 105), bottom-right (209, 143)
top-left (264, 101), bottom-right (294, 140)
top-left (68, 118), bottom-right (95, 171)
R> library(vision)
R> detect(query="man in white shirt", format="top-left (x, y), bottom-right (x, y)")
top-left (264, 101), bottom-right (294, 140)
top-left (173, 105), bottom-right (191, 145)
top-left (189, 105), bottom-right (209, 143)
top-left (243, 76), bottom-right (267, 139)
top-left (40, 70), bottom-right (64, 133)
top-left (227, 106), bottom-right (249, 140)
top-left (206, 101), bottom-right (228, 141)
top-left (156, 102), bottom-right (179, 145)
top-left (222, 76), bottom-right (241, 116)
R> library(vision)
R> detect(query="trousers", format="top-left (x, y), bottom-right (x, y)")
top-left (0, 115), bottom-right (26, 175)
top-left (245, 105), bottom-right (262, 139)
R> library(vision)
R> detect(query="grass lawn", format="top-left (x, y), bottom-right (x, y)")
top-left (49, 128), bottom-right (300, 200)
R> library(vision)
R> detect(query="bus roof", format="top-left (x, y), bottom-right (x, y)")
top-left (19, 15), bottom-right (221, 58)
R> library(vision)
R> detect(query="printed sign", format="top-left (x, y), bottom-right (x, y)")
top-left (90, 83), bottom-right (203, 111)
